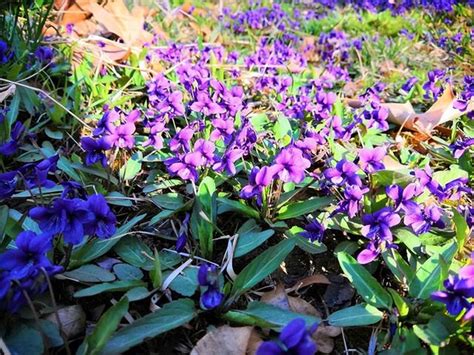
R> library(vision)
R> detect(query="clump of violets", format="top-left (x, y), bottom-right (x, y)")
top-left (198, 263), bottom-right (224, 309)
top-left (257, 318), bottom-right (318, 355)
top-left (432, 253), bottom-right (474, 320)
top-left (358, 207), bottom-right (401, 264)
top-left (0, 231), bottom-right (62, 313)
top-left (29, 182), bottom-right (116, 245)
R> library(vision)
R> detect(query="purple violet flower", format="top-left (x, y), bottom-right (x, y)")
top-left (0, 171), bottom-right (18, 200)
top-left (403, 204), bottom-right (445, 235)
top-left (190, 92), bottom-right (226, 116)
top-left (84, 194), bottom-right (117, 239)
top-left (240, 166), bottom-right (275, 205)
top-left (257, 318), bottom-right (318, 355)
top-left (450, 137), bottom-right (474, 159)
top-left (300, 220), bottom-right (325, 242)
top-left (432, 255), bottom-right (474, 320)
top-left (81, 137), bottom-right (112, 166)
top-left (272, 147), bottom-right (310, 184)
top-left (358, 147), bottom-right (386, 173)
top-left (198, 263), bottom-right (224, 309)
top-left (104, 123), bottom-right (136, 149)
top-left (29, 198), bottom-right (94, 245)
top-left (324, 159), bottom-right (362, 186)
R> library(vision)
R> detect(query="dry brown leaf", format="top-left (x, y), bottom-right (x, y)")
top-left (261, 283), bottom-right (322, 317)
top-left (260, 284), bottom-right (290, 309)
top-left (347, 85), bottom-right (473, 136)
top-left (287, 274), bottom-right (331, 293)
top-left (191, 325), bottom-right (253, 355)
top-left (312, 325), bottom-right (342, 354)
top-left (288, 296), bottom-right (322, 317)
top-left (247, 329), bottom-right (264, 355)
top-left (45, 305), bottom-right (86, 339)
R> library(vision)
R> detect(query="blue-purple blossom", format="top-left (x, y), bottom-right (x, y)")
top-left (358, 147), bottom-right (386, 173)
top-left (240, 166), bottom-right (275, 205)
top-left (0, 122), bottom-right (26, 156)
top-left (84, 194), bottom-right (117, 239)
top-left (300, 220), bottom-right (325, 242)
top-left (257, 318), bottom-right (318, 355)
top-left (0, 171), bottom-right (18, 199)
top-left (81, 137), bottom-right (112, 166)
top-left (401, 77), bottom-right (418, 92)
top-left (324, 159), bottom-right (362, 186)
top-left (198, 263), bottom-right (224, 309)
top-left (20, 155), bottom-right (59, 189)
top-left (272, 147), bottom-right (310, 184)
top-left (190, 92), bottom-right (226, 115)
top-left (176, 213), bottom-right (190, 252)
top-left (403, 204), bottom-right (445, 235)
top-left (432, 254), bottom-right (474, 320)
top-left (358, 208), bottom-right (401, 264)
top-left (0, 231), bottom-right (62, 313)
top-left (0, 40), bottom-right (14, 63)
top-left (386, 183), bottom-right (420, 212)
top-left (450, 137), bottom-right (474, 159)
top-left (29, 198), bottom-right (94, 245)
top-left (104, 123), bottom-right (136, 149)
top-left (34, 46), bottom-right (54, 64)
top-left (339, 184), bottom-right (369, 218)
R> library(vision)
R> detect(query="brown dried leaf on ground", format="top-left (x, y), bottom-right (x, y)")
top-left (312, 325), bottom-right (342, 354)
top-left (287, 274), bottom-right (331, 293)
top-left (87, 0), bottom-right (154, 47)
top-left (191, 325), bottom-right (253, 355)
top-left (45, 305), bottom-right (86, 339)
top-left (261, 283), bottom-right (322, 317)
top-left (346, 85), bottom-right (473, 137)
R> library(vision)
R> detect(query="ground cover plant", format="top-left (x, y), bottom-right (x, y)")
top-left (0, 0), bottom-right (473, 353)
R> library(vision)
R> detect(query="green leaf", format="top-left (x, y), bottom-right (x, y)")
top-left (124, 287), bottom-right (150, 302)
top-left (0, 205), bottom-right (9, 243)
top-left (337, 252), bottom-right (392, 309)
top-left (114, 236), bottom-right (153, 270)
top-left (231, 238), bottom-right (296, 296)
top-left (234, 229), bottom-right (274, 257)
top-left (191, 177), bottom-right (217, 259)
top-left (371, 170), bottom-right (413, 188)
top-left (120, 152), bottom-right (142, 181)
top-left (328, 304), bottom-right (383, 326)
top-left (223, 301), bottom-right (320, 330)
top-left (391, 328), bottom-right (422, 354)
top-left (62, 264), bottom-right (116, 283)
top-left (102, 299), bottom-right (196, 354)
top-left (394, 228), bottom-right (422, 254)
top-left (4, 324), bottom-right (43, 355)
top-left (451, 207), bottom-right (469, 252)
top-left (150, 249), bottom-right (162, 288)
top-left (273, 115), bottom-right (292, 143)
top-left (249, 112), bottom-right (269, 132)
top-left (413, 314), bottom-right (458, 346)
top-left (106, 192), bottom-right (133, 207)
top-left (387, 288), bottom-right (409, 317)
top-left (70, 214), bottom-right (146, 268)
top-left (83, 298), bottom-right (129, 355)
top-left (113, 263), bottom-right (144, 281)
top-left (150, 193), bottom-right (185, 210)
top-left (276, 197), bottom-right (333, 220)
top-left (382, 250), bottom-right (414, 285)
top-left (409, 241), bottom-right (457, 299)
top-left (165, 267), bottom-right (199, 297)
top-left (217, 197), bottom-right (260, 219)
top-left (74, 280), bottom-right (145, 298)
